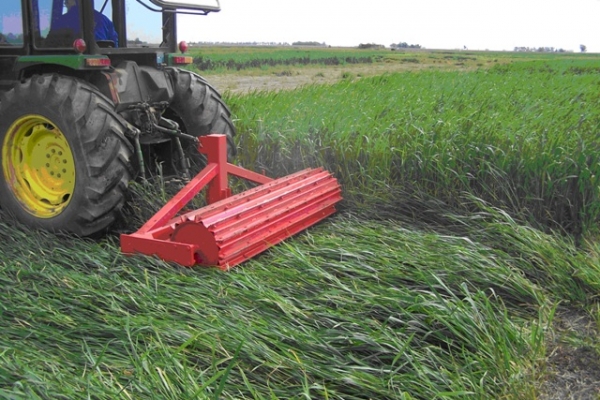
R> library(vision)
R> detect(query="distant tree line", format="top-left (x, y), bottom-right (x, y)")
top-left (358, 43), bottom-right (385, 49)
top-left (292, 41), bottom-right (327, 47)
top-left (0, 32), bottom-right (23, 44)
top-left (190, 41), bottom-right (293, 47)
top-left (390, 42), bottom-right (422, 49)
top-left (127, 37), bottom-right (147, 46)
top-left (513, 46), bottom-right (571, 53)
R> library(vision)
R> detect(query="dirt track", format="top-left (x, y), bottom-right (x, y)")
top-left (538, 308), bottom-right (600, 399)
top-left (203, 61), bottom-right (457, 94)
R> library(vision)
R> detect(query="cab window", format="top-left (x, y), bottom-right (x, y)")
top-left (125, 0), bottom-right (162, 47)
top-left (0, 2), bottom-right (24, 47)
top-left (34, 0), bottom-right (82, 48)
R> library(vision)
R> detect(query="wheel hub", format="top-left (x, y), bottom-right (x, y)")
top-left (2, 115), bottom-right (76, 218)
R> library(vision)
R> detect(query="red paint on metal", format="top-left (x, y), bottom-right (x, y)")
top-left (179, 41), bottom-right (189, 53)
top-left (73, 38), bottom-right (86, 53)
top-left (120, 134), bottom-right (342, 269)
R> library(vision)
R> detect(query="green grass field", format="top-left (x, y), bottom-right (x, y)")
top-left (187, 45), bottom-right (600, 73)
top-left (1, 48), bottom-right (600, 399)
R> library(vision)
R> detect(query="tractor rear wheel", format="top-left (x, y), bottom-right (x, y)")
top-left (0, 74), bottom-right (134, 237)
top-left (165, 68), bottom-right (236, 168)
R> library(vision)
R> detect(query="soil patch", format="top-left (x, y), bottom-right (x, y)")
top-left (203, 62), bottom-right (468, 94)
top-left (538, 307), bottom-right (600, 400)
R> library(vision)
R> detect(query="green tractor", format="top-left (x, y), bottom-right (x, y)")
top-left (0, 0), bottom-right (235, 237)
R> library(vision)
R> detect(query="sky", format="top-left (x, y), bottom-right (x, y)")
top-left (177, 0), bottom-right (600, 52)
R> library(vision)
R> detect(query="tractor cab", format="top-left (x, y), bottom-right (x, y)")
top-left (0, 0), bottom-right (219, 83)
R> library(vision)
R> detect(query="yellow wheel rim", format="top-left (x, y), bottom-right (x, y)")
top-left (2, 115), bottom-right (76, 218)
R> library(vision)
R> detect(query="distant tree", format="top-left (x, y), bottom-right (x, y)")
top-left (580, 44), bottom-right (587, 53)
top-left (390, 42), bottom-right (421, 49)
top-left (127, 37), bottom-right (145, 46)
top-left (514, 46), bottom-right (569, 53)
top-left (359, 43), bottom-right (385, 49)
top-left (292, 41), bottom-right (326, 47)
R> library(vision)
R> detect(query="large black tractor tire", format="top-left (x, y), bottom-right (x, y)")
top-left (0, 74), bottom-right (134, 237)
top-left (164, 68), bottom-right (236, 168)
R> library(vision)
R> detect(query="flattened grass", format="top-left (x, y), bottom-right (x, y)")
top-left (2, 202), bottom-right (598, 398)
top-left (0, 220), bottom-right (538, 397)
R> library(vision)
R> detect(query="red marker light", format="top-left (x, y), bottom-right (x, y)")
top-left (73, 38), bottom-right (86, 53)
top-left (85, 58), bottom-right (111, 67)
top-left (172, 56), bottom-right (193, 65)
top-left (179, 41), bottom-right (189, 54)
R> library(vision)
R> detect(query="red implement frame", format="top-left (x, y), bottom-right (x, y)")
top-left (120, 134), bottom-right (342, 269)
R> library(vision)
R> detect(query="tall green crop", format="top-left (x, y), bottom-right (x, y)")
top-left (227, 59), bottom-right (600, 237)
